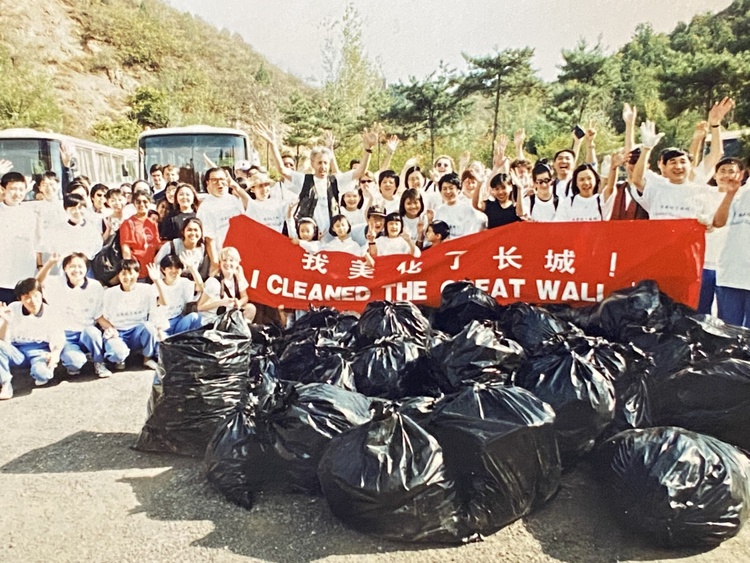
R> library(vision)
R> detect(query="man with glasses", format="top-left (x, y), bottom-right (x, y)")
top-left (197, 167), bottom-right (250, 273)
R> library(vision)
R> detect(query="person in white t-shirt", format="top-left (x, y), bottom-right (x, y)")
top-left (369, 213), bottom-right (421, 257)
top-left (0, 278), bottom-right (65, 400)
top-left (100, 260), bottom-right (167, 371)
top-left (254, 123), bottom-right (378, 237)
top-left (196, 167), bottom-right (250, 273)
top-left (42, 193), bottom-right (103, 275)
top-left (433, 173), bottom-right (486, 238)
top-left (157, 254), bottom-right (204, 336)
top-left (516, 163), bottom-right (560, 222)
top-left (553, 164), bottom-right (615, 222)
top-left (711, 168), bottom-right (749, 326)
top-left (197, 246), bottom-right (257, 325)
top-left (697, 157), bottom-right (743, 315)
top-left (243, 172), bottom-right (291, 233)
top-left (290, 217), bottom-right (321, 254)
top-left (0, 173), bottom-right (40, 304)
top-left (37, 252), bottom-right (111, 379)
top-left (324, 214), bottom-right (370, 258)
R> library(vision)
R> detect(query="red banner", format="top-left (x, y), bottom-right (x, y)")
top-left (225, 217), bottom-right (705, 313)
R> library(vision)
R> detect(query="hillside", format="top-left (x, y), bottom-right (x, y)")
top-left (0, 0), bottom-right (308, 145)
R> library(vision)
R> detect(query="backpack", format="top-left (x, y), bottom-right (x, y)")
top-left (529, 194), bottom-right (559, 214)
top-left (91, 231), bottom-right (123, 287)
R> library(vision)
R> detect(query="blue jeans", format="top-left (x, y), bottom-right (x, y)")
top-left (104, 323), bottom-right (159, 363)
top-left (697, 269), bottom-right (717, 315)
top-left (0, 341), bottom-right (54, 384)
top-left (716, 286), bottom-right (750, 328)
top-left (166, 313), bottom-right (203, 337)
top-left (61, 327), bottom-right (105, 371)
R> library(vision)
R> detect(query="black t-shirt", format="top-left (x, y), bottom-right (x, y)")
top-left (483, 199), bottom-right (521, 229)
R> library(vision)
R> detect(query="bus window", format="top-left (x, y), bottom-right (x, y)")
top-left (139, 133), bottom-right (247, 191)
top-left (0, 139), bottom-right (61, 182)
top-left (77, 148), bottom-right (94, 181)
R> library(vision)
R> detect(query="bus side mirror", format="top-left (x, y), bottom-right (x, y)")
top-left (122, 165), bottom-right (130, 177)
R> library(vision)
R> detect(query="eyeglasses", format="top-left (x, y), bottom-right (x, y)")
top-left (360, 179), bottom-right (373, 184)
top-left (135, 199), bottom-right (150, 205)
top-left (534, 178), bottom-right (552, 185)
top-left (208, 177), bottom-right (227, 183)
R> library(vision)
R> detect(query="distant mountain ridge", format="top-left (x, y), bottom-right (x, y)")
top-left (0, 0), bottom-right (307, 145)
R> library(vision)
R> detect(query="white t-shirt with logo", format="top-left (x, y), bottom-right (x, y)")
top-left (43, 276), bottom-right (104, 333)
top-left (103, 284), bottom-right (159, 330)
top-left (433, 200), bottom-right (486, 238)
top-left (717, 186), bottom-right (750, 291)
top-left (196, 194), bottom-right (245, 250)
top-left (553, 194), bottom-right (614, 222)
top-left (244, 198), bottom-right (287, 232)
top-left (635, 171), bottom-right (713, 221)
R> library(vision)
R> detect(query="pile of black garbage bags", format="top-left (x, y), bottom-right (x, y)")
top-left (135, 280), bottom-right (750, 548)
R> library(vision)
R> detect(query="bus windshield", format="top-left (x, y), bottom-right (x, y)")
top-left (139, 133), bottom-right (247, 191)
top-left (0, 138), bottom-right (63, 181)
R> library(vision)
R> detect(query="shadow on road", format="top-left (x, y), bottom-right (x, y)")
top-left (522, 463), bottom-right (713, 563)
top-left (121, 466), bottom-right (444, 563)
top-left (0, 431), bottom-right (184, 473)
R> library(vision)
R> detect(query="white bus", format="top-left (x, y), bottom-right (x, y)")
top-left (705, 128), bottom-right (750, 160)
top-left (138, 126), bottom-right (253, 192)
top-left (0, 128), bottom-right (136, 189)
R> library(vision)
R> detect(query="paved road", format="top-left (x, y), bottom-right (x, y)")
top-left (1, 369), bottom-right (749, 563)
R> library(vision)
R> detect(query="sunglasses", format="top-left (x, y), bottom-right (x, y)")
top-left (534, 178), bottom-right (552, 185)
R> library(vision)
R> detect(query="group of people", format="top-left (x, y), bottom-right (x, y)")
top-left (0, 98), bottom-right (749, 400)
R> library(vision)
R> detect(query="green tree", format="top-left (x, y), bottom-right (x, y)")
top-left (91, 117), bottom-right (142, 148)
top-left (549, 38), bottom-right (619, 127)
top-left (458, 48), bottom-right (543, 154)
top-left (387, 66), bottom-right (471, 162)
top-left (128, 86), bottom-right (173, 128)
top-left (0, 49), bottom-right (62, 130)
top-left (280, 91), bottom-right (322, 155)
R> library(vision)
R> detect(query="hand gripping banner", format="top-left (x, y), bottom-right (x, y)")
top-left (225, 216), bottom-right (705, 313)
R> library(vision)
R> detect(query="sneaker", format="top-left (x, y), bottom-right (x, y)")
top-left (0, 382), bottom-right (13, 400)
top-left (66, 367), bottom-right (81, 377)
top-left (35, 377), bottom-right (50, 387)
top-left (94, 362), bottom-right (112, 379)
top-left (143, 358), bottom-right (160, 371)
top-left (112, 362), bottom-right (126, 371)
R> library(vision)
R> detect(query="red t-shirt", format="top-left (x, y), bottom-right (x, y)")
top-left (120, 216), bottom-right (159, 276)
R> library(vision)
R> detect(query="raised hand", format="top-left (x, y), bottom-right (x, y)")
top-left (639, 121), bottom-right (664, 149)
top-left (253, 123), bottom-right (277, 145)
top-left (708, 97), bottom-right (734, 127)
top-left (622, 103), bottom-right (637, 125)
top-left (585, 121), bottom-right (597, 146)
top-left (385, 134), bottom-right (399, 154)
top-left (0, 159), bottom-right (13, 175)
top-left (693, 120), bottom-right (709, 140)
top-left (146, 263), bottom-right (162, 283)
top-left (610, 150), bottom-right (626, 169)
top-left (323, 130), bottom-right (336, 149)
top-left (514, 128), bottom-right (525, 147)
top-left (361, 128), bottom-right (379, 151)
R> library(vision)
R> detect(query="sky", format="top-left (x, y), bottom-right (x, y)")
top-left (166, 0), bottom-right (733, 84)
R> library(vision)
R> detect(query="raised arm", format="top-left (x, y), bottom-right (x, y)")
top-left (713, 174), bottom-right (742, 228)
top-left (36, 253), bottom-right (61, 284)
top-left (514, 128), bottom-right (526, 160)
top-left (601, 150), bottom-right (625, 202)
top-left (584, 123), bottom-right (597, 166)
top-left (632, 121), bottom-right (665, 193)
top-left (351, 128), bottom-right (378, 181)
top-left (323, 130), bottom-right (340, 174)
top-left (622, 104), bottom-right (636, 155)
top-left (253, 123), bottom-right (290, 181)
top-left (689, 121), bottom-right (708, 169)
top-left (379, 135), bottom-right (399, 173)
top-left (704, 97), bottom-right (734, 174)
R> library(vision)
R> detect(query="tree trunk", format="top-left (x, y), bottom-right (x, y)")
top-left (492, 77), bottom-right (501, 160)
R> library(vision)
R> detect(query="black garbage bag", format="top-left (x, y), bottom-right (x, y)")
top-left (604, 343), bottom-right (654, 435)
top-left (668, 314), bottom-right (750, 361)
top-left (135, 309), bottom-right (252, 457)
top-left (551, 280), bottom-right (676, 342)
top-left (279, 306), bottom-right (358, 351)
top-left (433, 281), bottom-right (503, 336)
top-left (648, 358), bottom-right (750, 451)
top-left (318, 408), bottom-right (470, 544)
top-left (498, 302), bottom-right (579, 352)
top-left (243, 382), bottom-right (373, 494)
top-left (425, 384), bottom-right (561, 536)
top-left (514, 335), bottom-right (617, 465)
top-left (594, 427), bottom-right (750, 547)
top-left (351, 337), bottom-right (430, 399)
top-left (396, 395), bottom-right (446, 424)
top-left (429, 320), bottom-right (524, 393)
top-left (204, 403), bottom-right (258, 510)
top-left (355, 300), bottom-right (432, 347)
top-left (278, 338), bottom-right (356, 391)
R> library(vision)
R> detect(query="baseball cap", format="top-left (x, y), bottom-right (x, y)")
top-left (366, 204), bottom-right (387, 217)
